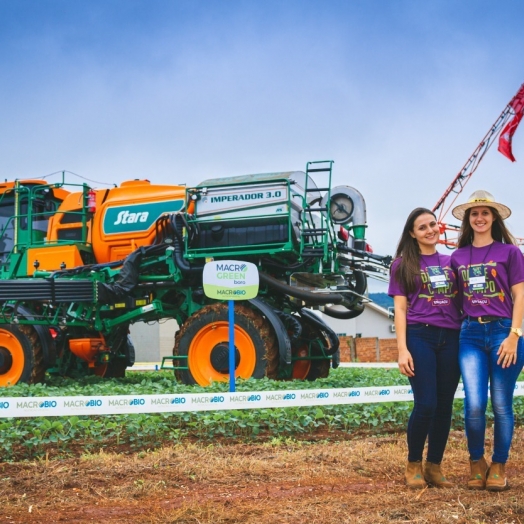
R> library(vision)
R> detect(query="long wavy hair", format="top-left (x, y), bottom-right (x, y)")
top-left (457, 207), bottom-right (516, 248)
top-left (391, 207), bottom-right (436, 295)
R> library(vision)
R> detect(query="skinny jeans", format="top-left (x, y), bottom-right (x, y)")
top-left (405, 324), bottom-right (461, 463)
top-left (459, 318), bottom-right (524, 464)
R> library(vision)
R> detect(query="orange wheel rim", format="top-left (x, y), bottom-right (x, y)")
top-left (0, 329), bottom-right (25, 387)
top-left (188, 321), bottom-right (256, 386)
top-left (291, 347), bottom-right (311, 380)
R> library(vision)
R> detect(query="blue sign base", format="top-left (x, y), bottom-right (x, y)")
top-left (229, 300), bottom-right (235, 392)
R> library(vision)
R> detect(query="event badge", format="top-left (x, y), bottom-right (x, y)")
top-left (427, 266), bottom-right (447, 289)
top-left (468, 265), bottom-right (486, 290)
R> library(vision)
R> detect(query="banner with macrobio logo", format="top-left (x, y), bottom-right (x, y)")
top-left (203, 260), bottom-right (259, 300)
top-left (0, 383), bottom-right (523, 418)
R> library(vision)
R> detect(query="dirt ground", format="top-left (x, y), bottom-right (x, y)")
top-left (1, 428), bottom-right (524, 524)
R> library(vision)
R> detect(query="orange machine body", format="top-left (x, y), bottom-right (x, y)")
top-left (0, 180), bottom-right (70, 199)
top-left (69, 338), bottom-right (109, 366)
top-left (0, 180), bottom-right (71, 275)
top-left (47, 179), bottom-right (186, 264)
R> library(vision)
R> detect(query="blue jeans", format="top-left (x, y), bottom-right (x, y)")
top-left (459, 318), bottom-right (524, 463)
top-left (406, 324), bottom-right (461, 463)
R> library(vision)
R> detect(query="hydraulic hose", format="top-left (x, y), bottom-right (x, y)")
top-left (97, 243), bottom-right (174, 302)
top-left (299, 308), bottom-right (340, 356)
top-left (338, 245), bottom-right (392, 266)
top-left (323, 303), bottom-right (365, 319)
top-left (170, 214), bottom-right (204, 274)
top-left (259, 272), bottom-right (344, 305)
top-left (321, 269), bottom-right (367, 319)
top-left (273, 309), bottom-right (302, 343)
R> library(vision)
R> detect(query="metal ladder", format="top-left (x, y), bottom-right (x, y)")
top-left (301, 160), bottom-right (334, 260)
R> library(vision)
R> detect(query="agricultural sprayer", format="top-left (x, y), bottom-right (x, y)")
top-left (0, 161), bottom-right (390, 387)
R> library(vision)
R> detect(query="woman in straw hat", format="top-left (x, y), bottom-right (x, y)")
top-left (389, 208), bottom-right (462, 489)
top-left (451, 190), bottom-right (524, 491)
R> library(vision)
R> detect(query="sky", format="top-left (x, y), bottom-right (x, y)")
top-left (1, 0), bottom-right (523, 291)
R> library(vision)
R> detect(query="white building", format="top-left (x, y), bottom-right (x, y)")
top-left (320, 302), bottom-right (395, 338)
top-left (129, 319), bottom-right (178, 364)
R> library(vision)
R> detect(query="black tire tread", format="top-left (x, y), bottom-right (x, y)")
top-left (173, 302), bottom-right (279, 384)
top-left (17, 324), bottom-right (45, 384)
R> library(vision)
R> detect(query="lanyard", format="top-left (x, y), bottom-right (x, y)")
top-left (469, 242), bottom-right (494, 267)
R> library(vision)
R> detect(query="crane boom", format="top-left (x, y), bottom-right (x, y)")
top-left (432, 83), bottom-right (524, 248)
top-left (433, 83), bottom-right (524, 223)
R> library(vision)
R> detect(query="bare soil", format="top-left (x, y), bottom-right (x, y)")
top-left (1, 428), bottom-right (524, 524)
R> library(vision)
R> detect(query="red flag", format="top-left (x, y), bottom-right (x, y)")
top-left (498, 84), bottom-right (524, 162)
top-left (499, 112), bottom-right (524, 162)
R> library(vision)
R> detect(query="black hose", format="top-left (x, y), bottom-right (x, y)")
top-left (313, 269), bottom-right (366, 316)
top-left (259, 272), bottom-right (343, 305)
top-left (352, 270), bottom-right (367, 296)
top-left (170, 213), bottom-right (204, 274)
top-left (95, 243), bottom-right (170, 302)
top-left (323, 303), bottom-right (365, 319)
top-left (154, 215), bottom-right (170, 245)
top-left (273, 310), bottom-right (302, 343)
top-left (97, 248), bottom-right (144, 301)
top-left (338, 245), bottom-right (392, 266)
top-left (169, 215), bottom-right (184, 246)
top-left (299, 308), bottom-right (340, 355)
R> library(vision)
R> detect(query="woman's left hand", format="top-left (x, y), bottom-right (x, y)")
top-left (497, 336), bottom-right (519, 368)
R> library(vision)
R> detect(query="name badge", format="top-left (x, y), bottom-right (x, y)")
top-left (469, 266), bottom-right (486, 290)
top-left (427, 266), bottom-right (447, 288)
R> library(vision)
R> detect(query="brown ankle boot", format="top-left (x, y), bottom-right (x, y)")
top-left (486, 462), bottom-right (509, 492)
top-left (424, 461), bottom-right (453, 488)
top-left (405, 461), bottom-right (427, 489)
top-left (468, 456), bottom-right (488, 490)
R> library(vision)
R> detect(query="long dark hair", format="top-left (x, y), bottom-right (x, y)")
top-left (391, 207), bottom-right (436, 295)
top-left (457, 207), bottom-right (516, 248)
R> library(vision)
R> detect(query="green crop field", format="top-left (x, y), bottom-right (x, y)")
top-left (1, 368), bottom-right (523, 461)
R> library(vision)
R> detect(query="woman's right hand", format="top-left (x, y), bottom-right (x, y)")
top-left (398, 348), bottom-right (415, 377)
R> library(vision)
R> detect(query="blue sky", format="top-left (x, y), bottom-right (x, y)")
top-left (1, 0), bottom-right (523, 290)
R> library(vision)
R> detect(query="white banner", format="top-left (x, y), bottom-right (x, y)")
top-left (1, 382), bottom-right (523, 418)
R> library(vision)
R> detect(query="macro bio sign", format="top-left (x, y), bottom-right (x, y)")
top-left (203, 261), bottom-right (259, 300)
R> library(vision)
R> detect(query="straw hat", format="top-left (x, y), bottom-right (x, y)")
top-left (451, 190), bottom-right (512, 220)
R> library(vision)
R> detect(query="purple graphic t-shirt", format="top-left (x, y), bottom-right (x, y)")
top-left (388, 253), bottom-right (462, 330)
top-left (451, 241), bottom-right (524, 319)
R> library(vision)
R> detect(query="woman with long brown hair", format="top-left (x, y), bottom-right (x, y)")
top-left (388, 207), bottom-right (461, 489)
top-left (451, 190), bottom-right (524, 491)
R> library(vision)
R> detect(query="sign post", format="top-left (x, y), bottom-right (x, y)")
top-left (202, 261), bottom-right (259, 392)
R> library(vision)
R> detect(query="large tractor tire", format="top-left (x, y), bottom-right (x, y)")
top-left (0, 325), bottom-right (45, 387)
top-left (306, 351), bottom-right (331, 381)
top-left (94, 334), bottom-right (135, 379)
top-left (305, 327), bottom-right (332, 381)
top-left (290, 320), bottom-right (331, 381)
top-left (94, 357), bottom-right (127, 379)
top-left (174, 303), bottom-right (278, 386)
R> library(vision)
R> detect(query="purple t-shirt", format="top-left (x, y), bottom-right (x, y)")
top-left (450, 241), bottom-right (524, 319)
top-left (388, 253), bottom-right (462, 330)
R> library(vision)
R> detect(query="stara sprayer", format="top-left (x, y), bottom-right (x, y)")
top-left (0, 160), bottom-right (390, 388)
